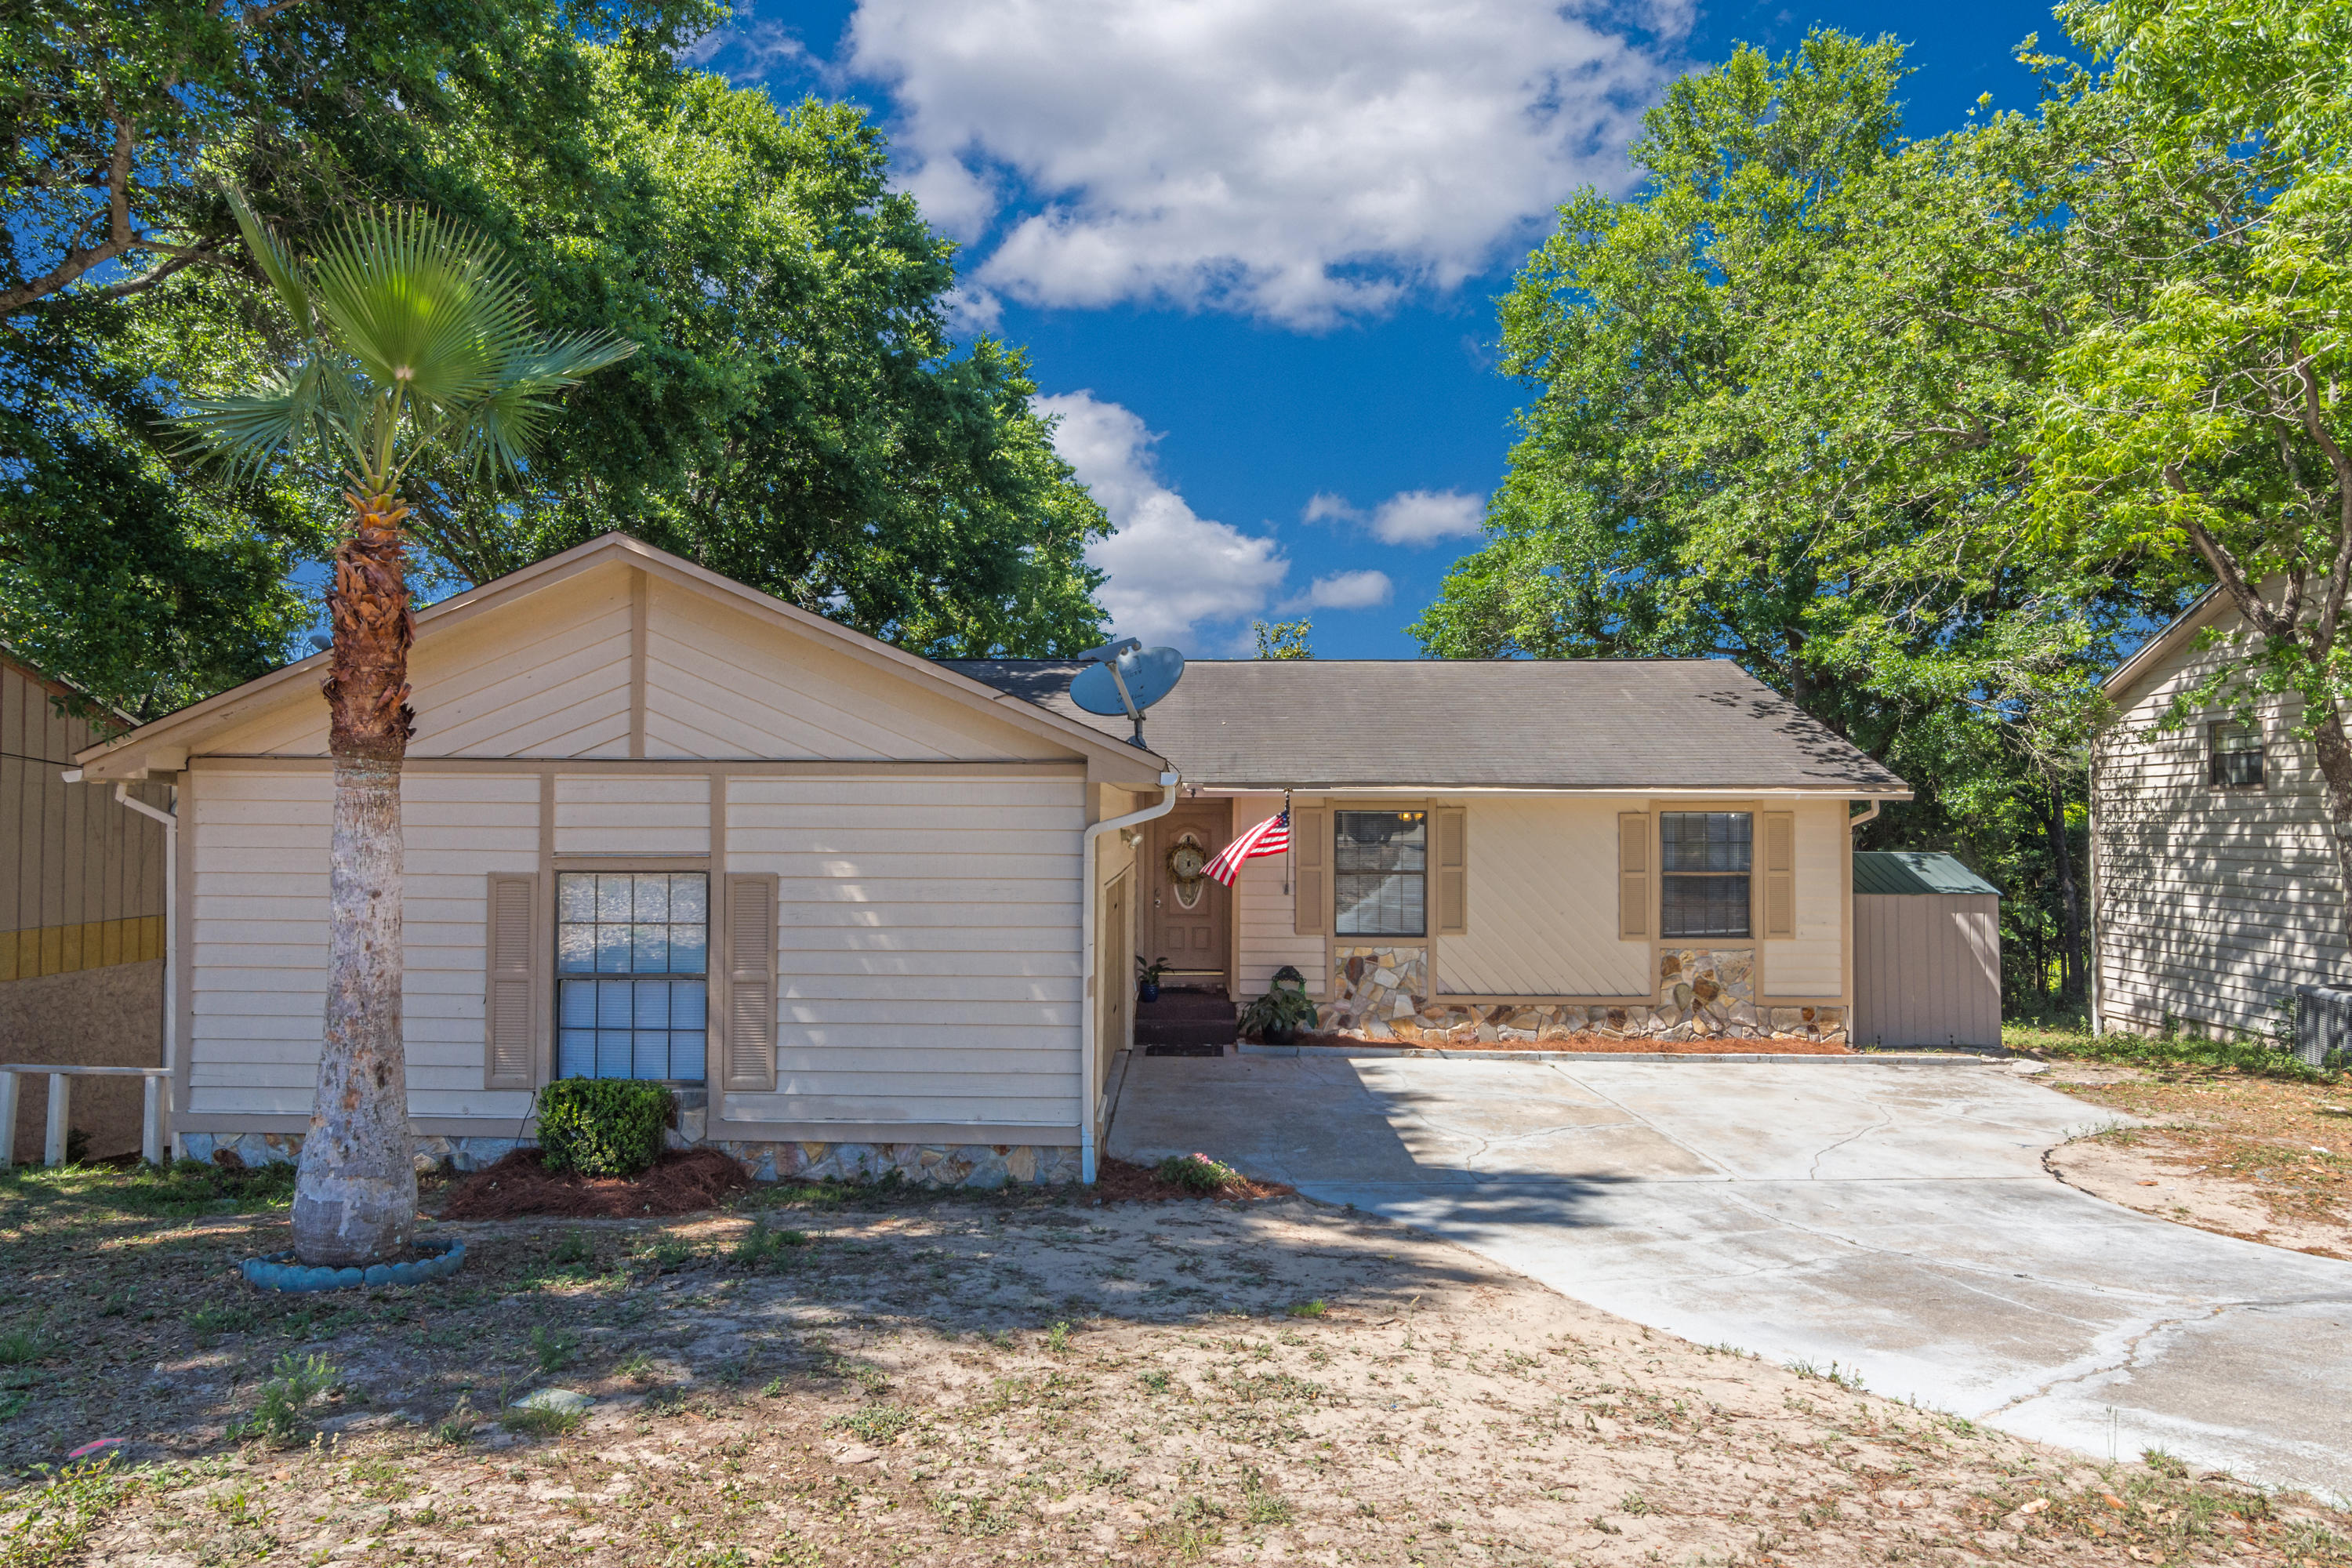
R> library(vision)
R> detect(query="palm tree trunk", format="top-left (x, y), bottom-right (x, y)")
top-left (292, 495), bottom-right (419, 1266)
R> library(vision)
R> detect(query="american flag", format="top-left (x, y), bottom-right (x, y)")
top-left (1204, 810), bottom-right (1290, 887)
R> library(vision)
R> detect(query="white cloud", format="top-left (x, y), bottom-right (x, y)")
top-left (1038, 391), bottom-right (1287, 648)
top-left (1296, 570), bottom-right (1395, 611)
top-left (1303, 487), bottom-right (1487, 546)
top-left (843, 0), bottom-right (1685, 326)
top-left (682, 11), bottom-right (811, 85)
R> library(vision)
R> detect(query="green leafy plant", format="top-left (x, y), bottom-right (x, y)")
top-left (503, 1404), bottom-right (586, 1439)
top-left (1155, 1152), bottom-right (1245, 1195)
top-left (528, 1326), bottom-right (576, 1373)
top-left (830, 1403), bottom-right (916, 1445)
top-left (1240, 964), bottom-right (1318, 1041)
top-left (731, 1218), bottom-right (808, 1269)
top-left (0, 1327), bottom-right (45, 1366)
top-left (535, 1079), bottom-right (673, 1178)
top-left (237, 1352), bottom-right (340, 1444)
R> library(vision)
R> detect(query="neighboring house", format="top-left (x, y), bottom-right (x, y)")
top-left (74, 534), bottom-right (1910, 1187)
top-left (2092, 588), bottom-right (2346, 1039)
top-left (2, 654), bottom-right (170, 1158)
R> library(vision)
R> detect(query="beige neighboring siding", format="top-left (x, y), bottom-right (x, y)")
top-left (188, 769), bottom-right (538, 1120)
top-left (722, 774), bottom-right (1084, 1131)
top-left (1232, 792), bottom-right (1323, 999)
top-left (1762, 797), bottom-right (1845, 998)
top-left (1435, 796), bottom-right (1648, 997)
top-left (643, 578), bottom-right (1058, 761)
top-left (2096, 602), bottom-right (2343, 1036)
top-left (1853, 893), bottom-right (2000, 1047)
top-left (555, 775), bottom-right (710, 855)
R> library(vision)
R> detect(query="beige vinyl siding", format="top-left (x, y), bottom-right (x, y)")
top-left (2095, 597), bottom-right (2344, 1037)
top-left (1232, 792), bottom-right (1323, 998)
top-left (1853, 893), bottom-right (2000, 1047)
top-left (1, 660), bottom-right (168, 978)
top-left (554, 774), bottom-right (711, 855)
top-left (188, 770), bottom-right (538, 1120)
top-left (1761, 797), bottom-right (1845, 997)
top-left (1435, 797), bottom-right (1648, 997)
top-left (723, 774), bottom-right (1083, 1130)
top-left (643, 578), bottom-right (1050, 761)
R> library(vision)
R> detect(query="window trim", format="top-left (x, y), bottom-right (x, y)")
top-left (1657, 809), bottom-right (1755, 942)
top-left (552, 866), bottom-right (717, 1086)
top-left (1331, 807), bottom-right (1431, 939)
top-left (2208, 719), bottom-right (2265, 790)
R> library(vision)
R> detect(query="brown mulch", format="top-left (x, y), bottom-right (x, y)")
top-left (437, 1146), bottom-right (750, 1219)
top-left (1279, 1032), bottom-right (1853, 1055)
top-left (1091, 1155), bottom-right (1293, 1203)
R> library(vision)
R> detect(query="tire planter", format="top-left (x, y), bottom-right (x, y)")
top-left (241, 1236), bottom-right (465, 1294)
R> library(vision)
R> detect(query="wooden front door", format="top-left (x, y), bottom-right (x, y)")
top-left (1145, 802), bottom-right (1231, 990)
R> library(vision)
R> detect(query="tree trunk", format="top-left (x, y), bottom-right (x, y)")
top-left (2309, 702), bottom-right (2352, 978)
top-left (2045, 779), bottom-right (2084, 1003)
top-left (292, 496), bottom-right (419, 1267)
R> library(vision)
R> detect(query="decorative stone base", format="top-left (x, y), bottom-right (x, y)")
top-left (1309, 944), bottom-right (1845, 1047)
top-left (182, 1130), bottom-right (1083, 1188)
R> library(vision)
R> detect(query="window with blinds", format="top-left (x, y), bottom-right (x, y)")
top-left (555, 871), bottom-right (709, 1082)
top-left (1659, 811), bottom-right (1751, 940)
top-left (1334, 810), bottom-right (1426, 937)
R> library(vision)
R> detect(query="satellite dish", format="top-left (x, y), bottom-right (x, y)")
top-left (1069, 638), bottom-right (1185, 749)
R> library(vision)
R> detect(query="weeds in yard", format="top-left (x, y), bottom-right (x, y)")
top-left (234, 1353), bottom-right (339, 1445)
top-left (0, 1329), bottom-right (43, 1367)
top-left (1242, 1475), bottom-right (1294, 1525)
top-left (831, 1403), bottom-right (916, 1446)
top-left (612, 1351), bottom-right (657, 1383)
top-left (1786, 1359), bottom-right (1867, 1393)
top-left (638, 1236), bottom-right (695, 1274)
top-left (187, 1305), bottom-right (256, 1343)
top-left (528, 1326), bottom-right (577, 1372)
top-left (549, 1229), bottom-right (594, 1265)
top-left (1285, 1299), bottom-right (1327, 1319)
top-left (731, 1218), bottom-right (808, 1269)
top-left (1155, 1152), bottom-right (1243, 1194)
top-left (430, 1397), bottom-right (478, 1446)
top-left (1045, 1320), bottom-right (1071, 1353)
top-left (503, 1404), bottom-right (586, 1439)
top-left (0, 1455), bottom-right (134, 1568)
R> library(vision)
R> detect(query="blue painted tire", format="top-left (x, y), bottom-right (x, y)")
top-left (241, 1237), bottom-right (465, 1294)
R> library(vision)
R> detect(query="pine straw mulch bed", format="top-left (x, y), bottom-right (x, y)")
top-left (438, 1147), bottom-right (751, 1220)
top-left (1090, 1156), bottom-right (1291, 1203)
top-left (1278, 1031), bottom-right (1854, 1054)
top-left (6, 1163), bottom-right (2350, 1566)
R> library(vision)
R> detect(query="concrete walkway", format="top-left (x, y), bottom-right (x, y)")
top-left (1107, 1051), bottom-right (2352, 1497)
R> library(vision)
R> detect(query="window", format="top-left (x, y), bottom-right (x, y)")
top-left (1659, 811), bottom-right (1751, 939)
top-left (556, 872), bottom-right (708, 1082)
top-left (1334, 811), bottom-right (1426, 936)
top-left (2210, 720), bottom-right (2264, 787)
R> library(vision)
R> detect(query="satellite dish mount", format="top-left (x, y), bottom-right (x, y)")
top-left (1070, 637), bottom-right (1185, 750)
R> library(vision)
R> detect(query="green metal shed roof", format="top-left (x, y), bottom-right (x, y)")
top-left (1853, 851), bottom-right (1999, 898)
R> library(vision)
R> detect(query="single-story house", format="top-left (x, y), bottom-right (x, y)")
top-left (74, 533), bottom-right (1911, 1185)
top-left (2091, 586), bottom-right (2345, 1038)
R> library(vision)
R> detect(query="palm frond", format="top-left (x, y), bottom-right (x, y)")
top-left (223, 186), bottom-right (313, 336)
top-left (456, 330), bottom-right (638, 481)
top-left (308, 208), bottom-right (528, 408)
top-left (179, 359), bottom-right (340, 478)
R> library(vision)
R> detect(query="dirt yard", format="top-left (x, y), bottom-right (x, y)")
top-left (2038, 1061), bottom-right (2352, 1259)
top-left (2, 1160), bottom-right (2348, 1566)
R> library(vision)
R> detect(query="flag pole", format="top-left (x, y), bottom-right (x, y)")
top-left (1283, 787), bottom-right (1293, 895)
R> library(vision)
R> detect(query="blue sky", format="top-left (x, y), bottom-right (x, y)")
top-left (723, 0), bottom-right (2063, 659)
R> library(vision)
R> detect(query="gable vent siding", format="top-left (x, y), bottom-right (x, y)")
top-left (485, 873), bottom-right (537, 1089)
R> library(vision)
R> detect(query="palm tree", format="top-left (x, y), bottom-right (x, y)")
top-left (183, 193), bottom-right (633, 1266)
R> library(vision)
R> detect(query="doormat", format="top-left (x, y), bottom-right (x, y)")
top-left (1143, 1044), bottom-right (1228, 1057)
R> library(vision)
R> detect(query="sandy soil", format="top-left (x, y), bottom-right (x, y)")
top-left (2, 1167), bottom-right (2347, 1566)
top-left (2039, 1062), bottom-right (2352, 1261)
top-left (1287, 1033), bottom-right (1853, 1054)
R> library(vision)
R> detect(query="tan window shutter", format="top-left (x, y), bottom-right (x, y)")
top-left (485, 873), bottom-right (537, 1089)
top-left (1762, 810), bottom-right (1795, 940)
top-left (1617, 812), bottom-right (1650, 941)
top-left (1435, 806), bottom-right (1468, 936)
top-left (725, 873), bottom-right (779, 1093)
top-left (1292, 808), bottom-right (1328, 935)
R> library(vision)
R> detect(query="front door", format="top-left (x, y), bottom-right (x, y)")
top-left (1146, 802), bottom-right (1231, 990)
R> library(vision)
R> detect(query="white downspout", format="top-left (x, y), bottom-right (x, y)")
top-left (107, 779), bottom-right (179, 1150)
top-left (1080, 771), bottom-right (1180, 1185)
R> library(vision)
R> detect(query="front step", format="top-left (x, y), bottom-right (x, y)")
top-left (1137, 987), bottom-right (1236, 1051)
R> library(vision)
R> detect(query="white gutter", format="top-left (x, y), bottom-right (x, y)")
top-left (1080, 771), bottom-right (1180, 1184)
top-left (104, 779), bottom-right (179, 1149)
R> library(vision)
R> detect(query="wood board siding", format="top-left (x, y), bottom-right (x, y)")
top-left (643, 578), bottom-right (1052, 762)
top-left (721, 774), bottom-right (1085, 1131)
top-left (1, 659), bottom-right (168, 978)
top-left (1433, 797), bottom-right (1649, 997)
top-left (2094, 600), bottom-right (2347, 1036)
top-left (1232, 792), bottom-right (1324, 999)
top-left (554, 774), bottom-right (710, 855)
top-left (1761, 798), bottom-right (1845, 997)
top-left (188, 770), bottom-right (538, 1120)
top-left (1853, 893), bottom-right (2000, 1047)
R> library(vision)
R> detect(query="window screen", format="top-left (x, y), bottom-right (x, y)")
top-left (1659, 811), bottom-right (1751, 940)
top-left (2210, 721), bottom-right (2263, 787)
top-left (1334, 811), bottom-right (1426, 937)
top-left (556, 872), bottom-right (708, 1082)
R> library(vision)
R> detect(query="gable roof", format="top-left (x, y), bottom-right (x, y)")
top-left (73, 534), bottom-right (1167, 782)
top-left (2101, 586), bottom-right (2227, 704)
top-left (1853, 851), bottom-right (1998, 897)
top-left (939, 658), bottom-right (1910, 795)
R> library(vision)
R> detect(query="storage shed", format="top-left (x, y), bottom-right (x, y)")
top-left (1850, 851), bottom-right (2001, 1049)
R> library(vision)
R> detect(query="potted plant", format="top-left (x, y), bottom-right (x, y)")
top-left (1240, 965), bottom-right (1319, 1045)
top-left (1137, 956), bottom-right (1170, 1004)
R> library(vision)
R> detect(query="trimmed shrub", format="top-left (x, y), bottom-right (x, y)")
top-left (1155, 1152), bottom-right (1243, 1193)
top-left (536, 1079), bottom-right (673, 1178)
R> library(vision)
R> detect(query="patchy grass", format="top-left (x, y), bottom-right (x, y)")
top-left (0, 1160), bottom-right (2347, 1565)
top-left (2007, 1017), bottom-right (2343, 1083)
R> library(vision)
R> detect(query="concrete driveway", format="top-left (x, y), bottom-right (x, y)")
top-left (1108, 1051), bottom-right (2352, 1497)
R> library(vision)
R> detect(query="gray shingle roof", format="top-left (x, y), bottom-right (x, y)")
top-left (1853, 851), bottom-right (1998, 897)
top-left (938, 658), bottom-right (1909, 793)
